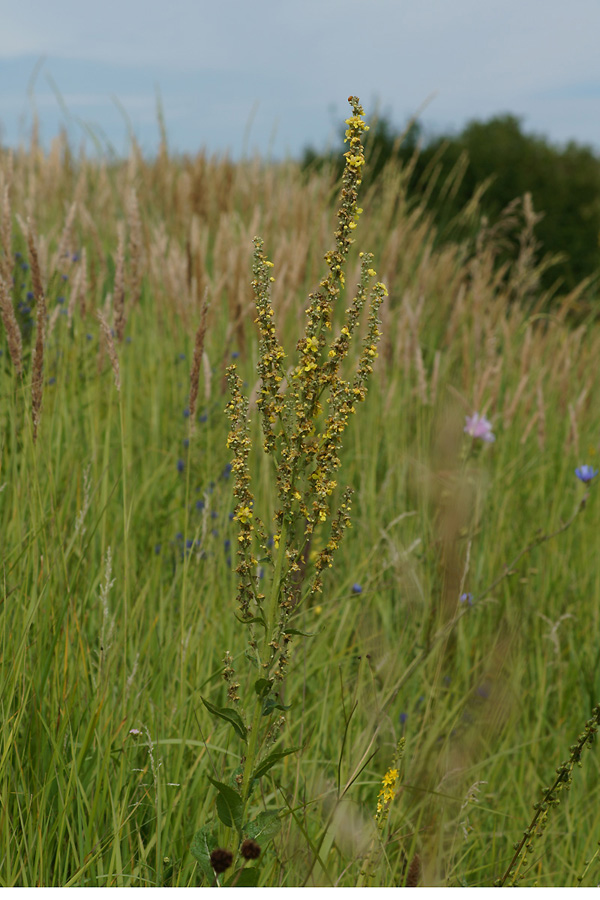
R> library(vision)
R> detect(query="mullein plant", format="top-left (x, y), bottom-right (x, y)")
top-left (191, 97), bottom-right (388, 886)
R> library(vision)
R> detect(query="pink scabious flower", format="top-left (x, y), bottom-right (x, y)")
top-left (464, 413), bottom-right (495, 443)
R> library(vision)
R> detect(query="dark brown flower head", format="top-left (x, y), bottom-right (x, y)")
top-left (210, 847), bottom-right (233, 874)
top-left (240, 838), bottom-right (261, 860)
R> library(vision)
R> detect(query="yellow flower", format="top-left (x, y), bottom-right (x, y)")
top-left (305, 336), bottom-right (319, 353)
top-left (367, 268), bottom-right (376, 277)
top-left (346, 154), bottom-right (365, 168)
top-left (235, 505), bottom-right (253, 525)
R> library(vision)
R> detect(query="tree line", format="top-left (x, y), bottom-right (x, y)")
top-left (303, 114), bottom-right (600, 297)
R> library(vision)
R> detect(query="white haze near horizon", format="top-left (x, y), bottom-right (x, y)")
top-left (1, 0), bottom-right (600, 159)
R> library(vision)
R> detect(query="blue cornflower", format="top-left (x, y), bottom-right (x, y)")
top-left (352, 583), bottom-right (362, 594)
top-left (460, 592), bottom-right (474, 606)
top-left (399, 712), bottom-right (408, 726)
top-left (177, 459), bottom-right (185, 473)
top-left (575, 465), bottom-right (598, 484)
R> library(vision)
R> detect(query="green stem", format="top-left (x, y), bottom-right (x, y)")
top-left (240, 517), bottom-right (289, 809)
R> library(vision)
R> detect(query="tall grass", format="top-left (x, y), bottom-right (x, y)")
top-left (1, 100), bottom-right (600, 886)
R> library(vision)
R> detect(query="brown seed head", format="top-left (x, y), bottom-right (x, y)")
top-left (240, 838), bottom-right (261, 860)
top-left (210, 847), bottom-right (233, 874)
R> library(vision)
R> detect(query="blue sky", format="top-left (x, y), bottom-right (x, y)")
top-left (1, 0), bottom-right (600, 159)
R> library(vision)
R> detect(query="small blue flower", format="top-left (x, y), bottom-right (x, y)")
top-left (460, 592), bottom-right (474, 606)
top-left (57, 296), bottom-right (65, 304)
top-left (575, 465), bottom-right (598, 484)
top-left (154, 543), bottom-right (162, 555)
top-left (231, 351), bottom-right (240, 359)
top-left (26, 291), bottom-right (34, 301)
top-left (86, 333), bottom-right (93, 341)
top-left (183, 408), bottom-right (190, 418)
top-left (199, 412), bottom-right (208, 423)
top-left (125, 336), bottom-right (132, 344)
top-left (352, 583), bottom-right (362, 594)
top-left (48, 376), bottom-right (56, 386)
top-left (399, 712), bottom-right (408, 725)
top-left (196, 499), bottom-right (205, 512)
top-left (177, 459), bottom-right (185, 473)
top-left (61, 274), bottom-right (68, 282)
top-left (175, 532), bottom-right (183, 541)
top-left (178, 353), bottom-right (186, 361)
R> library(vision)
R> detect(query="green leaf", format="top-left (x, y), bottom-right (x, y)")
top-left (225, 867), bottom-right (259, 887)
top-left (201, 696), bottom-right (247, 743)
top-left (190, 823), bottom-right (218, 885)
top-left (254, 678), bottom-right (272, 698)
top-left (252, 746), bottom-right (300, 781)
top-left (245, 809), bottom-right (282, 842)
top-left (207, 775), bottom-right (244, 832)
top-left (262, 696), bottom-right (291, 716)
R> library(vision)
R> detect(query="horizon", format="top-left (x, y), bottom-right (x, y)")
top-left (1, 1), bottom-right (600, 161)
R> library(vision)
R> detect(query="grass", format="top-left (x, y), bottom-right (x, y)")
top-left (1, 101), bottom-right (600, 886)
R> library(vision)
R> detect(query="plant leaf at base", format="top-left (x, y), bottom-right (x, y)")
top-left (190, 823), bottom-right (218, 885)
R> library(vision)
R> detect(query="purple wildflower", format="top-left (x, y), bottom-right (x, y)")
top-left (575, 465), bottom-right (598, 484)
top-left (464, 413), bottom-right (495, 443)
top-left (460, 592), bottom-right (474, 606)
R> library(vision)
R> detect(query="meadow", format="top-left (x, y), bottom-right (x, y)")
top-left (1, 99), bottom-right (600, 887)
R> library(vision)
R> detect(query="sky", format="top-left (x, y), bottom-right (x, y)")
top-left (1, 0), bottom-right (600, 160)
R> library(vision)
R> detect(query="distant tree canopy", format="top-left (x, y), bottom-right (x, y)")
top-left (303, 114), bottom-right (600, 295)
